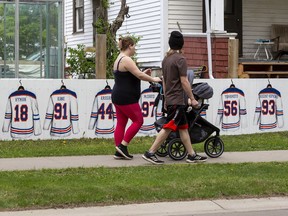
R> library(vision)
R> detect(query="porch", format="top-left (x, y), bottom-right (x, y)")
top-left (238, 60), bottom-right (288, 78)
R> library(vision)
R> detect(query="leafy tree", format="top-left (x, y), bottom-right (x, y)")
top-left (0, 2), bottom-right (58, 60)
top-left (93, 0), bottom-right (138, 78)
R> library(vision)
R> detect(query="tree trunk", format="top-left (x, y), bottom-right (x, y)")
top-left (109, 0), bottom-right (129, 43)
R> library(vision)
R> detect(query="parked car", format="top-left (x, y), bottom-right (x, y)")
top-left (1, 48), bottom-right (58, 78)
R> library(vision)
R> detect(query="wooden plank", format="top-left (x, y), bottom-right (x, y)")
top-left (228, 39), bottom-right (239, 78)
top-left (240, 62), bottom-right (288, 66)
top-left (243, 71), bottom-right (288, 74)
top-left (95, 34), bottom-right (107, 79)
top-left (238, 60), bottom-right (288, 79)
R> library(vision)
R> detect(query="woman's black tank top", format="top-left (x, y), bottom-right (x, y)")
top-left (112, 57), bottom-right (141, 105)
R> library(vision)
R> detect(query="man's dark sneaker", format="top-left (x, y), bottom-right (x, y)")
top-left (116, 144), bottom-right (133, 160)
top-left (186, 153), bottom-right (207, 163)
top-left (142, 151), bottom-right (164, 165)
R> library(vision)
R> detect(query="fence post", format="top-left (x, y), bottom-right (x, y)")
top-left (228, 39), bottom-right (239, 78)
top-left (95, 34), bottom-right (107, 79)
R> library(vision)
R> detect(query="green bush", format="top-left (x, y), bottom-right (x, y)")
top-left (66, 44), bottom-right (95, 78)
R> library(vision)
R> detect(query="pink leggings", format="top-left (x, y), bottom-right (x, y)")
top-left (114, 103), bottom-right (143, 146)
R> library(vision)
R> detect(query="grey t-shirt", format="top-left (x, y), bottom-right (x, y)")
top-left (162, 52), bottom-right (187, 106)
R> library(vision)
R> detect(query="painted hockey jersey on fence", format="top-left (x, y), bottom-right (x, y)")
top-left (216, 87), bottom-right (247, 131)
top-left (199, 99), bottom-right (209, 119)
top-left (43, 88), bottom-right (79, 137)
top-left (88, 88), bottom-right (116, 138)
top-left (253, 87), bottom-right (284, 130)
top-left (154, 93), bottom-right (164, 120)
top-left (2, 89), bottom-right (41, 138)
top-left (139, 88), bottom-right (159, 134)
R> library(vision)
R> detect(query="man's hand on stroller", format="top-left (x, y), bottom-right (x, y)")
top-left (188, 98), bottom-right (199, 108)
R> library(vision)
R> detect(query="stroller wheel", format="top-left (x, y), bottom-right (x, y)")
top-left (204, 136), bottom-right (224, 158)
top-left (167, 138), bottom-right (188, 161)
top-left (156, 141), bottom-right (169, 157)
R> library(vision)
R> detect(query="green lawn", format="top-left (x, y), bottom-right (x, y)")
top-left (0, 131), bottom-right (288, 211)
top-left (0, 163), bottom-right (288, 210)
top-left (0, 131), bottom-right (288, 158)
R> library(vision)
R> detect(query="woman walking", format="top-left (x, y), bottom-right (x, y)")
top-left (112, 36), bottom-right (161, 160)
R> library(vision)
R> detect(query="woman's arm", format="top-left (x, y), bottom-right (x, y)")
top-left (124, 57), bottom-right (161, 82)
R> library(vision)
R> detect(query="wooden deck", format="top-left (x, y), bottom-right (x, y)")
top-left (238, 61), bottom-right (288, 78)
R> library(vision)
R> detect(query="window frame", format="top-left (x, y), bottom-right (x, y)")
top-left (73, 0), bottom-right (84, 33)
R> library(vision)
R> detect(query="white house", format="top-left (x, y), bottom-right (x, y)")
top-left (64, 0), bottom-right (288, 76)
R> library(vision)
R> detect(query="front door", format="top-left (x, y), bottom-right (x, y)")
top-left (224, 0), bottom-right (243, 56)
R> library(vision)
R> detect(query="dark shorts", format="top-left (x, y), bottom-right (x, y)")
top-left (163, 105), bottom-right (188, 131)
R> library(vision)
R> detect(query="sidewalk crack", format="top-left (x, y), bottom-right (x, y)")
top-left (211, 200), bottom-right (225, 210)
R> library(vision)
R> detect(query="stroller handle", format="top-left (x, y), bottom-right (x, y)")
top-left (186, 103), bottom-right (209, 113)
top-left (149, 81), bottom-right (163, 93)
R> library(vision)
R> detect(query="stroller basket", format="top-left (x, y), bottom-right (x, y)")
top-left (188, 112), bottom-right (216, 143)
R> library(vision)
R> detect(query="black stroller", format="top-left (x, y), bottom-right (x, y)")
top-left (151, 81), bottom-right (224, 161)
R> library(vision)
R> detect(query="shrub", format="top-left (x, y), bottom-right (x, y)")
top-left (66, 44), bottom-right (95, 78)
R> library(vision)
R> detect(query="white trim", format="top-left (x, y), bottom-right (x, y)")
top-left (161, 0), bottom-right (169, 60)
top-left (182, 32), bottom-right (237, 39)
top-left (211, 0), bottom-right (224, 31)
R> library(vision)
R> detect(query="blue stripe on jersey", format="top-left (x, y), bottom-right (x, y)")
top-left (5, 113), bottom-right (12, 119)
top-left (222, 120), bottom-right (240, 130)
top-left (71, 114), bottom-right (78, 121)
top-left (259, 87), bottom-right (281, 97)
top-left (140, 124), bottom-right (155, 131)
top-left (240, 109), bottom-right (247, 115)
top-left (95, 89), bottom-right (112, 97)
top-left (51, 89), bottom-right (77, 98)
top-left (90, 112), bottom-right (98, 118)
top-left (222, 87), bottom-right (245, 96)
top-left (260, 122), bottom-right (277, 130)
top-left (33, 114), bottom-right (40, 120)
top-left (96, 126), bottom-right (114, 134)
top-left (51, 125), bottom-right (72, 134)
top-left (277, 110), bottom-right (283, 116)
top-left (11, 126), bottom-right (33, 135)
top-left (9, 90), bottom-right (36, 99)
top-left (141, 88), bottom-right (153, 94)
top-left (45, 113), bottom-right (53, 119)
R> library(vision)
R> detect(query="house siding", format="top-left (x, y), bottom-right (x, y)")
top-left (108, 0), bottom-right (203, 67)
top-left (167, 0), bottom-right (204, 64)
top-left (64, 0), bottom-right (288, 77)
top-left (64, 0), bottom-right (94, 50)
top-left (108, 0), bottom-right (163, 67)
top-left (168, 0), bottom-right (203, 34)
top-left (242, 0), bottom-right (288, 58)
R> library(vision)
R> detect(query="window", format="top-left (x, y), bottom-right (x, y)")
top-left (74, 0), bottom-right (84, 32)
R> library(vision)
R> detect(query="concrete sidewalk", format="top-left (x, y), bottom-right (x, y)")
top-left (0, 150), bottom-right (288, 171)
top-left (1, 150), bottom-right (288, 216)
top-left (0, 197), bottom-right (288, 216)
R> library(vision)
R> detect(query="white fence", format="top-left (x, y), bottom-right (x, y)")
top-left (0, 78), bottom-right (287, 141)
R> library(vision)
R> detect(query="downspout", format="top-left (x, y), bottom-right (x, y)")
top-left (205, 0), bottom-right (214, 79)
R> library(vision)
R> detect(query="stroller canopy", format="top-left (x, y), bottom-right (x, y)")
top-left (187, 70), bottom-right (214, 99)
